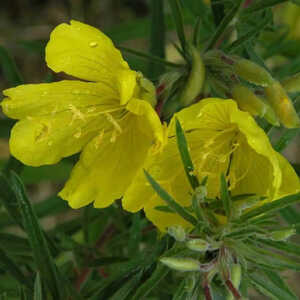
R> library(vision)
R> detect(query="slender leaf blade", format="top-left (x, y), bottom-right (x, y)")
top-left (10, 172), bottom-right (63, 299)
top-left (144, 170), bottom-right (198, 226)
top-left (175, 118), bottom-right (199, 190)
top-left (239, 193), bottom-right (300, 222)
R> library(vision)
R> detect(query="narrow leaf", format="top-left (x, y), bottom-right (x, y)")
top-left (175, 118), bottom-right (199, 189)
top-left (109, 272), bottom-right (142, 300)
top-left (273, 128), bottom-right (300, 152)
top-left (211, 0), bottom-right (225, 27)
top-left (144, 170), bottom-right (198, 226)
top-left (249, 272), bottom-right (297, 300)
top-left (243, 0), bottom-right (289, 15)
top-left (256, 238), bottom-right (300, 257)
top-left (0, 45), bottom-right (23, 86)
top-left (206, 0), bottom-right (244, 50)
top-left (0, 247), bottom-right (33, 289)
top-left (168, 0), bottom-right (187, 52)
top-left (34, 273), bottom-right (42, 300)
top-left (117, 46), bottom-right (182, 68)
top-left (263, 270), bottom-right (298, 300)
top-left (239, 192), bottom-right (300, 222)
top-left (149, 0), bottom-right (166, 78)
top-left (220, 173), bottom-right (231, 219)
top-left (131, 264), bottom-right (169, 300)
top-left (10, 172), bottom-right (63, 299)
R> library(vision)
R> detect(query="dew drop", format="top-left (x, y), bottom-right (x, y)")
top-left (89, 41), bottom-right (98, 48)
top-left (42, 91), bottom-right (48, 96)
top-left (74, 131), bottom-right (82, 138)
top-left (47, 140), bottom-right (53, 146)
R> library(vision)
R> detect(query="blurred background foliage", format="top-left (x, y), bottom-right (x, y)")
top-left (0, 0), bottom-right (299, 299)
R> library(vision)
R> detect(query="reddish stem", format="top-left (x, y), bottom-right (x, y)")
top-left (243, 0), bottom-right (254, 8)
top-left (75, 268), bottom-right (90, 291)
top-left (225, 280), bottom-right (242, 300)
top-left (204, 284), bottom-right (213, 300)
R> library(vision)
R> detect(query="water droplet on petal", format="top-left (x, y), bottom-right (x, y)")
top-left (89, 41), bottom-right (98, 48)
top-left (74, 131), bottom-right (82, 138)
top-left (47, 140), bottom-right (53, 146)
top-left (42, 91), bottom-right (48, 96)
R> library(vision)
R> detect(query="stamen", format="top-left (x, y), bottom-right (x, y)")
top-left (105, 112), bottom-right (122, 133)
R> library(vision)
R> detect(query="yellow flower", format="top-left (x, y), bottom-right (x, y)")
top-left (1, 20), bottom-right (164, 209)
top-left (123, 99), bottom-right (300, 231)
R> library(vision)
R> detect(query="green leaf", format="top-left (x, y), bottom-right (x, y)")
top-left (168, 0), bottom-right (187, 52)
top-left (280, 206), bottom-right (300, 233)
top-left (205, 0), bottom-right (244, 50)
top-left (144, 170), bottom-right (198, 226)
top-left (249, 272), bottom-right (297, 300)
top-left (0, 233), bottom-right (31, 256)
top-left (255, 238), bottom-right (300, 257)
top-left (118, 46), bottom-right (182, 69)
top-left (109, 271), bottom-right (143, 300)
top-left (242, 0), bottom-right (289, 15)
top-left (10, 172), bottom-right (64, 299)
top-left (220, 173), bottom-right (231, 219)
top-left (263, 270), bottom-right (298, 300)
top-left (0, 173), bottom-right (24, 229)
top-left (149, 0), bottom-right (166, 78)
top-left (34, 273), bottom-right (42, 300)
top-left (211, 0), bottom-right (225, 27)
top-left (0, 45), bottom-right (23, 86)
top-left (131, 264), bottom-right (169, 300)
top-left (175, 118), bottom-right (199, 190)
top-left (239, 192), bottom-right (300, 222)
top-left (0, 247), bottom-right (33, 289)
top-left (273, 128), bottom-right (300, 152)
top-left (226, 16), bottom-right (271, 53)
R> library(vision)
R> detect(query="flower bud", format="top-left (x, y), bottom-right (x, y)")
top-left (270, 228), bottom-right (296, 241)
top-left (226, 264), bottom-right (242, 300)
top-left (160, 257), bottom-right (200, 272)
top-left (180, 45), bottom-right (206, 107)
top-left (231, 84), bottom-right (266, 117)
top-left (138, 75), bottom-right (157, 107)
top-left (233, 58), bottom-right (274, 87)
top-left (167, 225), bottom-right (186, 242)
top-left (281, 73), bottom-right (300, 93)
top-left (264, 81), bottom-right (300, 128)
top-left (186, 239), bottom-right (210, 252)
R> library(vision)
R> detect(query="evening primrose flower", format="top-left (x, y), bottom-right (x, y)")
top-left (1, 20), bottom-right (164, 208)
top-left (123, 99), bottom-right (300, 231)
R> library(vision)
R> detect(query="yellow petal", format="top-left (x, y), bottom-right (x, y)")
top-left (59, 114), bottom-right (154, 209)
top-left (9, 109), bottom-right (110, 166)
top-left (117, 69), bottom-right (138, 105)
top-left (2, 80), bottom-right (119, 119)
top-left (126, 98), bottom-right (165, 151)
top-left (46, 20), bottom-right (128, 83)
top-left (275, 153), bottom-right (300, 198)
top-left (4, 80), bottom-right (122, 166)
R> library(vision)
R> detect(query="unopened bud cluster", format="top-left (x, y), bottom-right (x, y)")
top-left (158, 47), bottom-right (300, 128)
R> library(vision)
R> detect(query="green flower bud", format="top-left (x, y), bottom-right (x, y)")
top-left (180, 45), bottom-right (206, 107)
top-left (231, 84), bottom-right (266, 117)
top-left (160, 257), bottom-right (201, 272)
top-left (233, 58), bottom-right (274, 87)
top-left (282, 73), bottom-right (300, 93)
top-left (138, 75), bottom-right (157, 107)
top-left (270, 228), bottom-right (296, 241)
top-left (186, 239), bottom-right (210, 252)
top-left (226, 264), bottom-right (242, 300)
top-left (265, 81), bottom-right (300, 128)
top-left (168, 225), bottom-right (186, 242)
